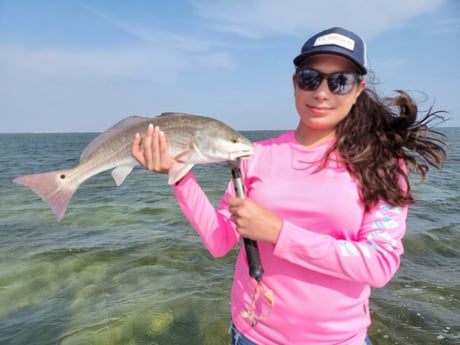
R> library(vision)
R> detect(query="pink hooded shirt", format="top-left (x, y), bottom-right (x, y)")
top-left (173, 131), bottom-right (407, 345)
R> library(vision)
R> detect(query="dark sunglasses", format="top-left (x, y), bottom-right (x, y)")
top-left (295, 68), bottom-right (361, 95)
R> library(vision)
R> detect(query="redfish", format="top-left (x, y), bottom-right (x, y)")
top-left (13, 112), bottom-right (253, 221)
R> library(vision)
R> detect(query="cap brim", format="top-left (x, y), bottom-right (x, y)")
top-left (293, 50), bottom-right (367, 75)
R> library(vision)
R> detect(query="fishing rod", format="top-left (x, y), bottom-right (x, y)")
top-left (228, 159), bottom-right (264, 282)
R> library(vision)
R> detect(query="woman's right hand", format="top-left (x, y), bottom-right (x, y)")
top-left (131, 124), bottom-right (176, 173)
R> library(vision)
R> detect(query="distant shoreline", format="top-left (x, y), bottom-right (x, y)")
top-left (1, 127), bottom-right (458, 135)
top-left (1, 129), bottom-right (291, 135)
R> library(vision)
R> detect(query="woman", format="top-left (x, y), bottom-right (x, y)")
top-left (132, 27), bottom-right (447, 345)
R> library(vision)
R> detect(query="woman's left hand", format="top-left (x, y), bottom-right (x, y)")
top-left (228, 197), bottom-right (282, 244)
top-left (131, 124), bottom-right (176, 174)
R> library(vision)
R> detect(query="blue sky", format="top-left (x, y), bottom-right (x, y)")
top-left (1, 0), bottom-right (459, 132)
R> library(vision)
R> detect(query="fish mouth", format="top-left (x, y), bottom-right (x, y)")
top-left (228, 149), bottom-right (254, 161)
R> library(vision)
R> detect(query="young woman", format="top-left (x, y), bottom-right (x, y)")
top-left (132, 27), bottom-right (447, 345)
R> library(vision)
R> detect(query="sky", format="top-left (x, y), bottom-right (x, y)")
top-left (0, 0), bottom-right (459, 133)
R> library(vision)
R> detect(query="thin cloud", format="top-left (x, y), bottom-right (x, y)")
top-left (85, 5), bottom-right (217, 51)
top-left (428, 17), bottom-right (460, 35)
top-left (0, 39), bottom-right (235, 89)
top-left (0, 4), bottom-right (237, 88)
top-left (1, 1), bottom-right (458, 131)
top-left (190, 0), bottom-right (447, 39)
top-left (84, 5), bottom-right (236, 62)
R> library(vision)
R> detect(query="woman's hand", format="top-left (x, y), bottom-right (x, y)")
top-left (131, 124), bottom-right (176, 173)
top-left (228, 197), bottom-right (282, 244)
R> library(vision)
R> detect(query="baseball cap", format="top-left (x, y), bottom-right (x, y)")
top-left (293, 27), bottom-right (367, 75)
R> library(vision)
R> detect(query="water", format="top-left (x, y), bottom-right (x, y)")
top-left (0, 128), bottom-right (458, 345)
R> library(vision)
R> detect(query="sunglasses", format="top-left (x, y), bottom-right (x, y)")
top-left (295, 68), bottom-right (361, 95)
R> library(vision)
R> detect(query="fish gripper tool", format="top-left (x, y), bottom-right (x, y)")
top-left (228, 159), bottom-right (264, 282)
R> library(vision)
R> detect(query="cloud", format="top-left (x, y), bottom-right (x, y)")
top-left (0, 4), bottom-right (237, 93)
top-left (428, 16), bottom-right (460, 35)
top-left (2, 0), bottom-right (457, 131)
top-left (0, 44), bottom-right (233, 86)
top-left (0, 41), bottom-right (236, 132)
top-left (0, 4), bottom-right (240, 132)
top-left (0, 19), bottom-right (236, 96)
top-left (85, 5), bottom-right (230, 52)
top-left (190, 0), bottom-right (447, 39)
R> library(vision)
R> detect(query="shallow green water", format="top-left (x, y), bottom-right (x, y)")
top-left (0, 129), bottom-right (458, 344)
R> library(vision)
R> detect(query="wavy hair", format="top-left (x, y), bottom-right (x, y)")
top-left (323, 88), bottom-right (448, 211)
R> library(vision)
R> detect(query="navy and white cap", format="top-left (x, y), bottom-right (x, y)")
top-left (293, 27), bottom-right (367, 75)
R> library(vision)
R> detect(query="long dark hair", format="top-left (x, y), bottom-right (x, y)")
top-left (324, 87), bottom-right (448, 211)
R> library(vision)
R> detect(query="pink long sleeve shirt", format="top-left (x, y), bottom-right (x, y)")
top-left (173, 131), bottom-right (407, 345)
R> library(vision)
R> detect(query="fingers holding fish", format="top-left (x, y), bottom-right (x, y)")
top-left (143, 124), bottom-right (157, 171)
top-left (132, 124), bottom-right (176, 174)
top-left (131, 132), bottom-right (145, 167)
top-left (151, 125), bottom-right (176, 173)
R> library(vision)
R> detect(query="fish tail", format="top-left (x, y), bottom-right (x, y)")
top-left (13, 168), bottom-right (80, 222)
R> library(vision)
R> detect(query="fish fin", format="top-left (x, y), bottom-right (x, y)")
top-left (168, 163), bottom-right (194, 185)
top-left (111, 160), bottom-right (137, 186)
top-left (190, 132), bottom-right (209, 163)
top-left (174, 149), bottom-right (195, 162)
top-left (80, 116), bottom-right (151, 162)
top-left (13, 168), bottom-right (80, 222)
top-left (174, 145), bottom-right (207, 164)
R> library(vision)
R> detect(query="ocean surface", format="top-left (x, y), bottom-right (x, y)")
top-left (0, 128), bottom-right (458, 345)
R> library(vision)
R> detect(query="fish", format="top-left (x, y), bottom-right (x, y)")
top-left (13, 112), bottom-right (254, 222)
